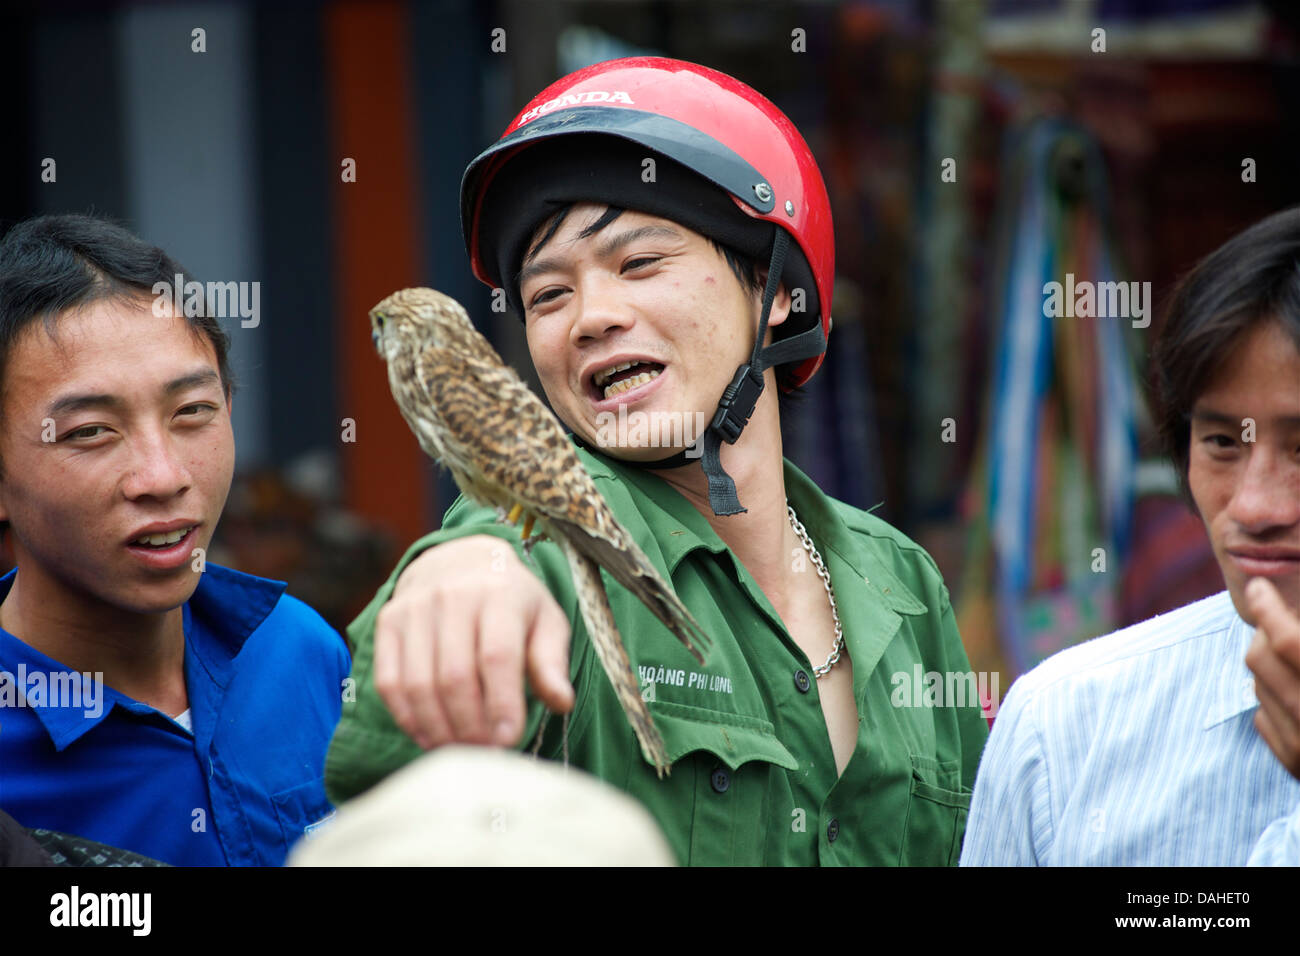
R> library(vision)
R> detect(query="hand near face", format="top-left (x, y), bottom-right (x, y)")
top-left (1245, 577), bottom-right (1300, 781)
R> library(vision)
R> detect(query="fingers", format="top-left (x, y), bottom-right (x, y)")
top-left (372, 603), bottom-right (410, 730)
top-left (376, 597), bottom-right (456, 749)
top-left (432, 589), bottom-right (489, 744)
top-left (1247, 577), bottom-right (1300, 669)
top-left (1247, 629), bottom-right (1300, 725)
top-left (1255, 676), bottom-right (1300, 745)
top-left (1245, 577), bottom-right (1300, 779)
top-left (478, 599), bottom-right (527, 746)
top-left (1252, 652), bottom-right (1300, 777)
top-left (371, 535), bottom-right (574, 752)
top-left (527, 593), bottom-right (576, 715)
top-left (374, 599), bottom-right (450, 749)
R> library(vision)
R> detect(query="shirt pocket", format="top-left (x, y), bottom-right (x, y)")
top-left (898, 753), bottom-right (970, 866)
top-left (271, 777), bottom-right (336, 859)
top-left (641, 702), bottom-right (798, 866)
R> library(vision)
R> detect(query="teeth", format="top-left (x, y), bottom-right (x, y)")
top-left (594, 361), bottom-right (638, 388)
top-left (133, 526), bottom-right (192, 547)
top-left (603, 369), bottom-right (659, 399)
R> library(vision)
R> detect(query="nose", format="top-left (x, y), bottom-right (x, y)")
top-left (1226, 444), bottom-right (1300, 535)
top-left (121, 427), bottom-right (192, 502)
top-left (569, 271), bottom-right (635, 346)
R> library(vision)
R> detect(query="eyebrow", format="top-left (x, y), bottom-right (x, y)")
top-left (594, 224), bottom-right (683, 260)
top-left (1190, 409), bottom-right (1240, 427)
top-left (517, 224), bottom-right (685, 289)
top-left (46, 368), bottom-right (223, 418)
top-left (1191, 407), bottom-right (1300, 428)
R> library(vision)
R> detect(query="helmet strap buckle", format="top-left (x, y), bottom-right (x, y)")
top-left (710, 365), bottom-right (765, 443)
top-left (693, 228), bottom-right (792, 515)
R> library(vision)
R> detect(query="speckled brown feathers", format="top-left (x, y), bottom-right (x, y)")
top-left (370, 287), bottom-right (711, 777)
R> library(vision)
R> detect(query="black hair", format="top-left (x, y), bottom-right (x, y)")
top-left (0, 213), bottom-right (234, 397)
top-left (1150, 205), bottom-right (1300, 505)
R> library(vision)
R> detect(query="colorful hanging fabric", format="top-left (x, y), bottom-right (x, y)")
top-left (958, 116), bottom-right (1141, 680)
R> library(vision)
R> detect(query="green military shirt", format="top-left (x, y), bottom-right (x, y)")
top-left (325, 446), bottom-right (988, 865)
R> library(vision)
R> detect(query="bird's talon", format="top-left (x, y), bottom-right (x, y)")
top-left (521, 532), bottom-right (546, 565)
top-left (531, 709), bottom-right (550, 758)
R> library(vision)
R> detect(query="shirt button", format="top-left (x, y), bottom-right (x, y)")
top-left (794, 669), bottom-right (811, 693)
top-left (710, 767), bottom-right (730, 793)
top-left (827, 818), bottom-right (840, 843)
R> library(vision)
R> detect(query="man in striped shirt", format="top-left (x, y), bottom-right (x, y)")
top-left (962, 208), bottom-right (1300, 866)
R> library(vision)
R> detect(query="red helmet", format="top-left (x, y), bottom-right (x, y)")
top-left (460, 56), bottom-right (834, 389)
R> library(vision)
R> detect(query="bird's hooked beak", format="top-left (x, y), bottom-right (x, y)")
top-left (370, 311), bottom-right (386, 355)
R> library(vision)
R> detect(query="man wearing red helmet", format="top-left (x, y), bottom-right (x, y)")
top-left (325, 58), bottom-right (988, 865)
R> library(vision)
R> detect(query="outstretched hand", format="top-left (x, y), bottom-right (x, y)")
top-left (1245, 577), bottom-right (1300, 781)
top-left (373, 535), bottom-right (575, 750)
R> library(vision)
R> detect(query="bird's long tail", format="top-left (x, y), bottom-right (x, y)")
top-left (550, 517), bottom-right (712, 666)
top-left (561, 541), bottom-right (670, 778)
top-left (620, 557), bottom-right (711, 666)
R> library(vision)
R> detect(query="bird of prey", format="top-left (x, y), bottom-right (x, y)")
top-left (369, 287), bottom-right (711, 777)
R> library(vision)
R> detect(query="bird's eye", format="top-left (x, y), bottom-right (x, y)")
top-left (375, 314), bottom-right (386, 328)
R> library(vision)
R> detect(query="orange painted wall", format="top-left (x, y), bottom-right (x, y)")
top-left (324, 0), bottom-right (431, 545)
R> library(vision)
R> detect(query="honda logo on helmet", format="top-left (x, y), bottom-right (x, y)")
top-left (518, 90), bottom-right (634, 125)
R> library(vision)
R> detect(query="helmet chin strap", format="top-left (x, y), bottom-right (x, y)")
top-left (572, 229), bottom-right (827, 516)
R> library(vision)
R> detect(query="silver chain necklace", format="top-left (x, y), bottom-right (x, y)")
top-left (786, 500), bottom-right (844, 678)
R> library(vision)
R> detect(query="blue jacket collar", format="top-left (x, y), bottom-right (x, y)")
top-left (0, 565), bottom-right (285, 750)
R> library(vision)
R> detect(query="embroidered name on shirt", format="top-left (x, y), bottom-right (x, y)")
top-left (638, 664), bottom-right (733, 695)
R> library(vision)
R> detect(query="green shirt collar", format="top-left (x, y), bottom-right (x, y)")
top-left (576, 446), bottom-right (926, 618)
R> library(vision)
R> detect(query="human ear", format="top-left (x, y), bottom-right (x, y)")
top-left (754, 268), bottom-right (792, 330)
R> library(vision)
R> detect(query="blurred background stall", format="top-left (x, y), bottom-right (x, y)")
top-left (2, 0), bottom-right (1295, 677)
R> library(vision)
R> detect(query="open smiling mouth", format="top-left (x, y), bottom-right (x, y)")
top-left (130, 526), bottom-right (196, 549)
top-left (124, 525), bottom-right (201, 572)
top-left (590, 360), bottom-right (665, 401)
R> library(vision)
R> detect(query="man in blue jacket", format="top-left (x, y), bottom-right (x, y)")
top-left (0, 215), bottom-right (349, 866)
